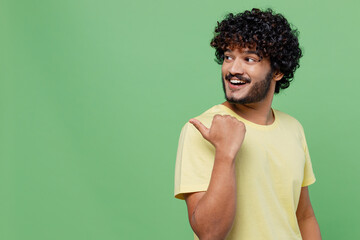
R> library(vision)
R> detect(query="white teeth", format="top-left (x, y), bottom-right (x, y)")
top-left (230, 79), bottom-right (246, 84)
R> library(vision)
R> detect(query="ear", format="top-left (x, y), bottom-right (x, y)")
top-left (273, 71), bottom-right (284, 81)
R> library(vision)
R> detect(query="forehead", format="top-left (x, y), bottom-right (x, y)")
top-left (224, 47), bottom-right (259, 55)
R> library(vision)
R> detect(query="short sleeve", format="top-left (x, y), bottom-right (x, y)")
top-left (300, 128), bottom-right (316, 187)
top-left (174, 122), bottom-right (216, 200)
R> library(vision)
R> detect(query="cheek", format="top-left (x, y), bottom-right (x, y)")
top-left (221, 67), bottom-right (230, 80)
top-left (248, 67), bottom-right (269, 79)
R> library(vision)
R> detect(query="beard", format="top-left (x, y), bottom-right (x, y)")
top-left (222, 70), bottom-right (273, 105)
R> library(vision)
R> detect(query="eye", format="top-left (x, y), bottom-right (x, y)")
top-left (224, 55), bottom-right (233, 61)
top-left (245, 57), bottom-right (257, 63)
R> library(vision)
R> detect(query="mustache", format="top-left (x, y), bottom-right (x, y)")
top-left (225, 73), bottom-right (251, 83)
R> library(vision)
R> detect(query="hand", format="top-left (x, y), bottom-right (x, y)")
top-left (189, 114), bottom-right (246, 158)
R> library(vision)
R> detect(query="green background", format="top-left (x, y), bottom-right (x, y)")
top-left (1, 0), bottom-right (359, 239)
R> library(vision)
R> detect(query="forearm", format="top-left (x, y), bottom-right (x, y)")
top-left (191, 150), bottom-right (237, 240)
top-left (298, 215), bottom-right (322, 240)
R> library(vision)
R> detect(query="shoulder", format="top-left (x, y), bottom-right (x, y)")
top-left (192, 105), bottom-right (229, 128)
top-left (274, 109), bottom-right (306, 137)
top-left (178, 104), bottom-right (225, 141)
top-left (274, 109), bottom-right (303, 128)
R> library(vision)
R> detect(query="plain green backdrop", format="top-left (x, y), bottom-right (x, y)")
top-left (1, 0), bottom-right (359, 239)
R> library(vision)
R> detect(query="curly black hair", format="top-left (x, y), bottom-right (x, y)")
top-left (210, 8), bottom-right (302, 93)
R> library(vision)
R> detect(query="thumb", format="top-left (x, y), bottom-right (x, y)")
top-left (189, 118), bottom-right (209, 140)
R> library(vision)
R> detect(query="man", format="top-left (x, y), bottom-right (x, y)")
top-left (174, 8), bottom-right (321, 240)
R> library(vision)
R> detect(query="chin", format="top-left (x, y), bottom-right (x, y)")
top-left (226, 95), bottom-right (245, 104)
top-left (226, 91), bottom-right (247, 102)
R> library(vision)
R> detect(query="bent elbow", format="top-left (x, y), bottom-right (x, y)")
top-left (196, 232), bottom-right (228, 240)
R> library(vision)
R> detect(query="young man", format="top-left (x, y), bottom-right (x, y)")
top-left (174, 8), bottom-right (321, 240)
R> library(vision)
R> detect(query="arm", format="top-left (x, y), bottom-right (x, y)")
top-left (184, 115), bottom-right (246, 240)
top-left (296, 186), bottom-right (322, 240)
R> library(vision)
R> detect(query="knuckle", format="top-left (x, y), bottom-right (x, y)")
top-left (238, 121), bottom-right (245, 128)
top-left (229, 116), bottom-right (237, 123)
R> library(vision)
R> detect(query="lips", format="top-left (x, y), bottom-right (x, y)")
top-left (227, 78), bottom-right (250, 90)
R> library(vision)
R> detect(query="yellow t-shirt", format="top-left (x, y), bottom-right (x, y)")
top-left (174, 104), bottom-right (316, 240)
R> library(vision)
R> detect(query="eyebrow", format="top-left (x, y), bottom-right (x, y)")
top-left (225, 49), bottom-right (260, 55)
top-left (244, 50), bottom-right (259, 55)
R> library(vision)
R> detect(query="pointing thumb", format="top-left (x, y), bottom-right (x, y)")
top-left (189, 118), bottom-right (209, 140)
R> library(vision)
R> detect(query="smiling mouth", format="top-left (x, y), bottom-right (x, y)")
top-left (229, 79), bottom-right (247, 85)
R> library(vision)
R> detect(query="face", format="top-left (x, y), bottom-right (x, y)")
top-left (221, 47), bottom-right (275, 105)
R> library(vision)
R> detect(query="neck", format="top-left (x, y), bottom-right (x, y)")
top-left (222, 91), bottom-right (275, 125)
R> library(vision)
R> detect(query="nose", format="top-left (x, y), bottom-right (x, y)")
top-left (229, 58), bottom-right (244, 75)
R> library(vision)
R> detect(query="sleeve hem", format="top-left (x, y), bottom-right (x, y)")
top-left (174, 184), bottom-right (208, 200)
top-left (301, 177), bottom-right (316, 187)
